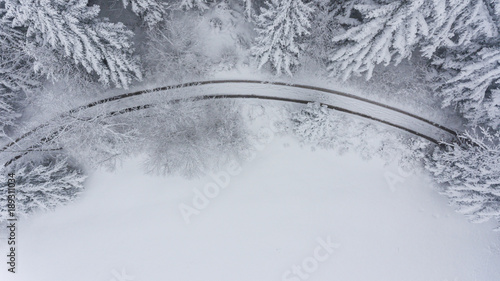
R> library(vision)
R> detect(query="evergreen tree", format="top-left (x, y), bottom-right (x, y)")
top-left (179, 0), bottom-right (209, 10)
top-left (329, 0), bottom-right (431, 80)
top-left (305, 0), bottom-right (360, 64)
top-left (252, 0), bottom-right (314, 76)
top-left (0, 155), bottom-right (87, 221)
top-left (121, 0), bottom-right (167, 28)
top-left (421, 0), bottom-right (498, 58)
top-left (291, 102), bottom-right (338, 148)
top-left (0, 12), bottom-right (37, 91)
top-left (426, 128), bottom-right (500, 231)
top-left (3, 0), bottom-right (142, 88)
top-left (0, 12), bottom-right (33, 140)
top-left (0, 92), bottom-right (20, 139)
top-left (328, 0), bottom-right (499, 80)
top-left (242, 0), bottom-right (252, 19)
top-left (434, 43), bottom-right (500, 129)
top-left (427, 0), bottom-right (500, 128)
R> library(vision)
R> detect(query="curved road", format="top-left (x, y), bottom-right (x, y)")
top-left (0, 80), bottom-right (459, 167)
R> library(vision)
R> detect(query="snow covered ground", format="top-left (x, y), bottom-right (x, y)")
top-left (2, 134), bottom-right (499, 281)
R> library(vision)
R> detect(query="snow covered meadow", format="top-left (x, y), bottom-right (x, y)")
top-left (3, 135), bottom-right (500, 281)
top-left (1, 0), bottom-right (500, 280)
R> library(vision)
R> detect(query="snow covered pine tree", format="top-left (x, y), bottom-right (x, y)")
top-left (0, 155), bottom-right (86, 222)
top-left (329, 0), bottom-right (498, 78)
top-left (427, 128), bottom-right (500, 231)
top-left (3, 0), bottom-right (142, 88)
top-left (0, 91), bottom-right (21, 140)
top-left (419, 0), bottom-right (498, 58)
top-left (121, 0), bottom-right (167, 28)
top-left (242, 0), bottom-right (252, 19)
top-left (0, 12), bottom-right (37, 91)
top-left (329, 0), bottom-right (431, 80)
top-left (0, 11), bottom-right (36, 140)
top-left (435, 44), bottom-right (500, 129)
top-left (252, 0), bottom-right (314, 76)
top-left (180, 0), bottom-right (209, 10)
top-left (290, 102), bottom-right (339, 148)
top-left (430, 0), bottom-right (500, 129)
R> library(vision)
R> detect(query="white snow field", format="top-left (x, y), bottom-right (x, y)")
top-left (2, 136), bottom-right (500, 281)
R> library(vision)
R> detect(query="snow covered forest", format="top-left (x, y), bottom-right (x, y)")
top-left (1, 0), bottom-right (500, 243)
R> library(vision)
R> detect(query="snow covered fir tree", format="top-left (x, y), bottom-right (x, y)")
top-left (1, 0), bottom-right (500, 252)
top-left (0, 155), bottom-right (86, 221)
top-left (427, 128), bottom-right (500, 231)
top-left (252, 0), bottom-right (314, 75)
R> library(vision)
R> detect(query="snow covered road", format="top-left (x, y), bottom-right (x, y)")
top-left (73, 80), bottom-right (459, 142)
top-left (1, 80), bottom-right (459, 166)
